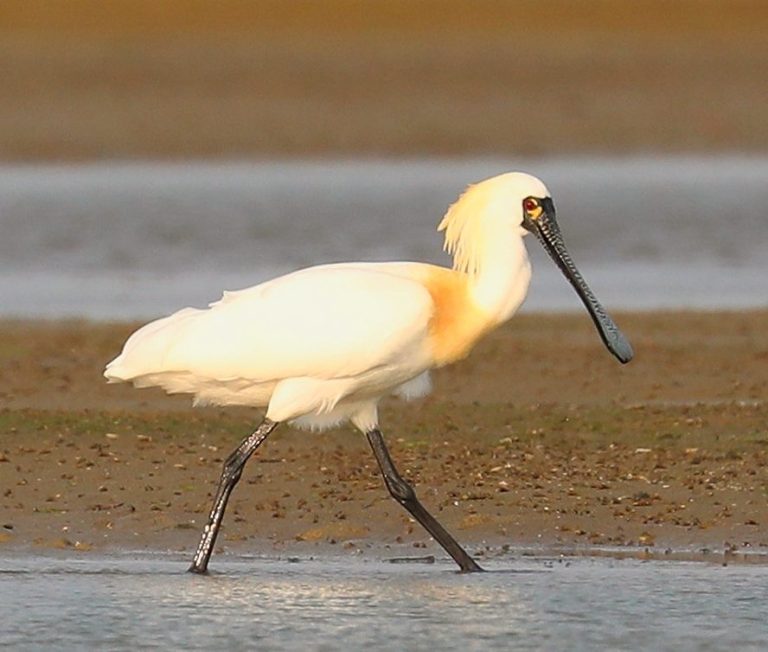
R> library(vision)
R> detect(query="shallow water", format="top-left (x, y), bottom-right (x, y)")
top-left (1, 157), bottom-right (766, 318)
top-left (1, 553), bottom-right (767, 650)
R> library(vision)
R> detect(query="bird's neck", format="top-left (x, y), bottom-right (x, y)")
top-left (419, 228), bottom-right (530, 367)
top-left (465, 226), bottom-right (531, 325)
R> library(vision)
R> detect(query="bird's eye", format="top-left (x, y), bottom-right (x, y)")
top-left (523, 198), bottom-right (539, 213)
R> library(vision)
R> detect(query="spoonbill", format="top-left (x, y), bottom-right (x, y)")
top-left (105, 172), bottom-right (633, 573)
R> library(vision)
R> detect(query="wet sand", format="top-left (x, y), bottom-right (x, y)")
top-left (1, 311), bottom-right (766, 563)
top-left (1, 0), bottom-right (768, 159)
top-left (2, 1), bottom-right (766, 567)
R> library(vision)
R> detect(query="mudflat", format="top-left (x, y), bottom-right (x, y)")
top-left (1, 1), bottom-right (767, 563)
top-left (1, 0), bottom-right (767, 159)
top-left (1, 311), bottom-right (766, 563)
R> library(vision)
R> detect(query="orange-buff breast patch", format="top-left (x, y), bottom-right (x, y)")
top-left (420, 266), bottom-right (494, 366)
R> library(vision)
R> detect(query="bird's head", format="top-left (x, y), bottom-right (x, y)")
top-left (441, 171), bottom-right (634, 364)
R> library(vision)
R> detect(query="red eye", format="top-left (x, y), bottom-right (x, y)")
top-left (524, 198), bottom-right (538, 212)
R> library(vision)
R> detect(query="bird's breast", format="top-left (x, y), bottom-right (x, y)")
top-left (419, 266), bottom-right (495, 366)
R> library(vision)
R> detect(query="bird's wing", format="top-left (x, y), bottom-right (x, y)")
top-left (106, 262), bottom-right (435, 383)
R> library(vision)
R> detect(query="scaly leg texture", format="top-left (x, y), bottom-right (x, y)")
top-left (188, 418), bottom-right (279, 574)
top-left (366, 427), bottom-right (483, 572)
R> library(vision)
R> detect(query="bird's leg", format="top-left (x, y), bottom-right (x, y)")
top-left (188, 418), bottom-right (279, 574)
top-left (365, 428), bottom-right (483, 573)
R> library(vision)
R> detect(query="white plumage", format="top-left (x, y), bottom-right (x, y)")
top-left (105, 172), bottom-right (553, 432)
top-left (107, 262), bottom-right (438, 430)
top-left (105, 171), bottom-right (633, 574)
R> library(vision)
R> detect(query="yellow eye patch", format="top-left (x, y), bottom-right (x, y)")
top-left (523, 197), bottom-right (543, 220)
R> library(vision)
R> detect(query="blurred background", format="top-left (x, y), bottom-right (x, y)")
top-left (1, 0), bottom-right (766, 317)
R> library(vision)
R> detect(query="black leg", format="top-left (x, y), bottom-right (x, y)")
top-left (188, 418), bottom-right (279, 574)
top-left (365, 428), bottom-right (483, 573)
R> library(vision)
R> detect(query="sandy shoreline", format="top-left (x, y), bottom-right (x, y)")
top-left (1, 1), bottom-right (766, 569)
top-left (2, 1), bottom-right (768, 159)
top-left (1, 311), bottom-right (766, 564)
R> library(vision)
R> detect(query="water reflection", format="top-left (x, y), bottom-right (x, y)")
top-left (2, 554), bottom-right (767, 650)
top-left (156, 557), bottom-right (537, 645)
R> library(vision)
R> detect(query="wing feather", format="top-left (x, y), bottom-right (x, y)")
top-left (106, 263), bottom-right (434, 384)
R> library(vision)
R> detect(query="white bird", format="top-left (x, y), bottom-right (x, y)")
top-left (105, 171), bottom-right (633, 573)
